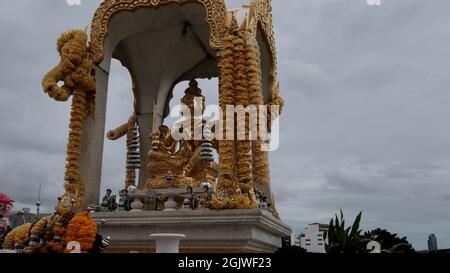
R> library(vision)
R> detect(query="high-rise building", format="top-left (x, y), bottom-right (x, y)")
top-left (428, 234), bottom-right (438, 253)
top-left (300, 223), bottom-right (329, 253)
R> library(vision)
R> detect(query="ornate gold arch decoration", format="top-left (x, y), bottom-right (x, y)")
top-left (247, 0), bottom-right (278, 95)
top-left (89, 0), bottom-right (227, 64)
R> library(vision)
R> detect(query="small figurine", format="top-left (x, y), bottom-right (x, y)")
top-left (255, 191), bottom-right (262, 207)
top-left (198, 184), bottom-right (212, 209)
top-left (98, 189), bottom-right (116, 212)
top-left (117, 189), bottom-right (130, 212)
top-left (261, 196), bottom-right (268, 210)
top-left (181, 199), bottom-right (192, 210)
top-left (184, 186), bottom-right (194, 209)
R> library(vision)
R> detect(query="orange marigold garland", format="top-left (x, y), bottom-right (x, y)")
top-left (3, 211), bottom-right (101, 253)
top-left (42, 29), bottom-right (95, 212)
top-left (64, 212), bottom-right (97, 252)
top-left (47, 224), bottom-right (66, 253)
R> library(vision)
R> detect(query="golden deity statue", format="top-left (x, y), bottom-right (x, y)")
top-left (145, 80), bottom-right (218, 190)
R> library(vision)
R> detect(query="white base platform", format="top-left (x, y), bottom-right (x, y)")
top-left (92, 209), bottom-right (291, 253)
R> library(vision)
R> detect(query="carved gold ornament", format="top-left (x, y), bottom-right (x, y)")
top-left (247, 0), bottom-right (278, 99)
top-left (89, 0), bottom-right (227, 64)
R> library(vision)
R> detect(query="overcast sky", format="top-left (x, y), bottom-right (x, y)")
top-left (0, 0), bottom-right (449, 250)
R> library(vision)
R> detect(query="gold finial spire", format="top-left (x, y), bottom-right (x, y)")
top-left (185, 79), bottom-right (202, 96)
top-left (229, 12), bottom-right (239, 31)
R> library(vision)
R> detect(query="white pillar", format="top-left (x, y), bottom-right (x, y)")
top-left (150, 234), bottom-right (186, 253)
top-left (82, 66), bottom-right (109, 207)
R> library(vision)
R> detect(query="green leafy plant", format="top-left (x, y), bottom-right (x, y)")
top-left (363, 228), bottom-right (415, 253)
top-left (324, 209), bottom-right (369, 253)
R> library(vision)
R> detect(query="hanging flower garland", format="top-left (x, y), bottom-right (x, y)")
top-left (217, 21), bottom-right (237, 194)
top-left (64, 212), bottom-right (97, 252)
top-left (267, 83), bottom-right (285, 126)
top-left (245, 33), bottom-right (270, 186)
top-left (233, 27), bottom-right (254, 196)
top-left (42, 29), bottom-right (95, 212)
top-left (212, 18), bottom-right (261, 210)
top-left (3, 223), bottom-right (32, 251)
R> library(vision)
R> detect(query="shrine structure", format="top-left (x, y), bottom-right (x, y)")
top-left (41, 0), bottom-right (290, 253)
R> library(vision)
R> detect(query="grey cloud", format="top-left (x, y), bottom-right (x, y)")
top-left (443, 193), bottom-right (450, 201)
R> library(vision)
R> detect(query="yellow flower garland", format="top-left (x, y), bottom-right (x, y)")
top-left (3, 223), bottom-right (32, 250)
top-left (42, 29), bottom-right (95, 212)
top-left (218, 24), bottom-right (237, 193)
top-left (233, 28), bottom-right (253, 192)
top-left (245, 33), bottom-right (270, 186)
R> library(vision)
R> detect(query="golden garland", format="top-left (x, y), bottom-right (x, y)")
top-left (245, 33), bottom-right (271, 186)
top-left (42, 30), bottom-right (94, 102)
top-left (30, 216), bottom-right (50, 237)
top-left (42, 30), bottom-right (95, 212)
top-left (267, 82), bottom-right (285, 125)
top-left (107, 122), bottom-right (128, 140)
top-left (217, 24), bottom-right (237, 193)
top-left (3, 223), bottom-right (32, 250)
top-left (63, 88), bottom-right (87, 211)
top-left (14, 223), bottom-right (31, 245)
top-left (233, 27), bottom-right (254, 194)
top-left (86, 92), bottom-right (96, 118)
top-left (212, 19), bottom-right (259, 210)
